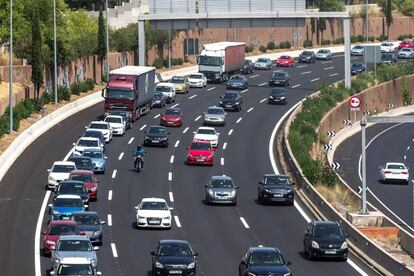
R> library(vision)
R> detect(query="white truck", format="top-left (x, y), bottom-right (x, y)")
top-left (197, 42), bottom-right (245, 83)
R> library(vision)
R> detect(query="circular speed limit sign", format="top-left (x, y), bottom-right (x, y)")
top-left (349, 96), bottom-right (362, 109)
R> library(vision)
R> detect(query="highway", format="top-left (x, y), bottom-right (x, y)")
top-left (336, 122), bottom-right (414, 234)
top-left (0, 54), bottom-right (368, 275)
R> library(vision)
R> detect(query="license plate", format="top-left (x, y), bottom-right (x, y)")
top-left (167, 121), bottom-right (174, 124)
top-left (149, 220), bottom-right (160, 224)
top-left (62, 216), bottom-right (70, 220)
top-left (324, 250), bottom-right (336, 254)
top-left (226, 105), bottom-right (232, 107)
top-left (197, 159), bottom-right (204, 162)
top-left (169, 271), bottom-right (182, 274)
top-left (273, 194), bottom-right (283, 198)
top-left (275, 81), bottom-right (280, 84)
top-left (152, 140), bottom-right (159, 143)
top-left (392, 172), bottom-right (400, 174)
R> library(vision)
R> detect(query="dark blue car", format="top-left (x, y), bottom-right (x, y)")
top-left (239, 247), bottom-right (291, 276)
top-left (227, 74), bottom-right (248, 90)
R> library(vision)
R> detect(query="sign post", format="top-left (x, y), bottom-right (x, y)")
top-left (349, 95), bottom-right (362, 124)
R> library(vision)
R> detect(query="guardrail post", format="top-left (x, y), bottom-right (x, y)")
top-left (138, 20), bottom-right (146, 66)
top-left (360, 116), bottom-right (369, 214)
top-left (344, 16), bottom-right (351, 89)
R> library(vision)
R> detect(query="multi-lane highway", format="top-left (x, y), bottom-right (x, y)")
top-left (336, 122), bottom-right (414, 234)
top-left (0, 53), bottom-right (370, 275)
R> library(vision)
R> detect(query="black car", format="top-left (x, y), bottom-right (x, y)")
top-left (227, 74), bottom-right (248, 90)
top-left (54, 180), bottom-right (89, 204)
top-left (269, 71), bottom-right (291, 86)
top-left (143, 125), bottom-right (169, 147)
top-left (239, 247), bottom-right (291, 276)
top-left (82, 130), bottom-right (105, 145)
top-left (257, 174), bottom-right (294, 205)
top-left (240, 59), bottom-right (254, 74)
top-left (151, 240), bottom-right (198, 276)
top-left (109, 110), bottom-right (132, 129)
top-left (268, 88), bottom-right (287, 105)
top-left (303, 220), bottom-right (348, 261)
top-left (152, 92), bottom-right (166, 108)
top-left (219, 91), bottom-right (242, 111)
top-left (69, 156), bottom-right (94, 171)
top-left (380, 53), bottom-right (397, 64)
top-left (71, 211), bottom-right (105, 246)
top-left (351, 63), bottom-right (366, 75)
top-left (298, 50), bottom-right (316, 63)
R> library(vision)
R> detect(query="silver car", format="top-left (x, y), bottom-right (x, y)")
top-left (254, 58), bottom-right (273, 70)
top-left (203, 106), bottom-right (226, 126)
top-left (51, 235), bottom-right (98, 271)
top-left (316, 49), bottom-right (333, 60)
top-left (204, 176), bottom-right (239, 205)
top-left (351, 45), bottom-right (364, 56)
top-left (398, 48), bottom-right (414, 59)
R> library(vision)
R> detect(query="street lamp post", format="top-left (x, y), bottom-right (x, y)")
top-left (105, 0), bottom-right (110, 81)
top-left (365, 0), bottom-right (369, 42)
top-left (9, 0), bottom-right (13, 133)
top-left (53, 0), bottom-right (57, 104)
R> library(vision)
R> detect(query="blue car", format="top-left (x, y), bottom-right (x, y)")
top-left (48, 194), bottom-right (88, 221)
top-left (82, 147), bottom-right (106, 174)
top-left (227, 75), bottom-right (248, 90)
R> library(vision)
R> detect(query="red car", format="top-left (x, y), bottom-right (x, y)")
top-left (186, 140), bottom-right (214, 166)
top-left (275, 55), bottom-right (294, 67)
top-left (160, 108), bottom-right (183, 127)
top-left (42, 220), bottom-right (81, 255)
top-left (69, 170), bottom-right (98, 200)
top-left (398, 39), bottom-right (414, 50)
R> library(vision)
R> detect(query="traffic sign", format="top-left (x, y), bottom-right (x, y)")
top-left (349, 96), bottom-right (362, 109)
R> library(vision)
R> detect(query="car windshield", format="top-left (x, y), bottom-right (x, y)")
top-left (53, 165), bottom-right (75, 173)
top-left (83, 131), bottom-right (102, 139)
top-left (165, 109), bottom-right (181, 116)
top-left (153, 93), bottom-right (163, 99)
top-left (271, 89), bottom-right (285, 96)
top-left (78, 139), bottom-right (98, 147)
top-left (279, 56), bottom-right (290, 59)
top-left (89, 123), bottom-right (107, 130)
top-left (70, 174), bottom-right (93, 182)
top-left (148, 127), bottom-right (167, 134)
top-left (57, 240), bottom-right (92, 251)
top-left (83, 151), bottom-right (103, 159)
top-left (197, 128), bottom-right (215, 135)
top-left (140, 201), bottom-right (168, 210)
top-left (73, 214), bottom-right (100, 225)
top-left (354, 46), bottom-right (363, 49)
top-left (106, 88), bottom-right (134, 100)
top-left (155, 86), bottom-right (172, 92)
top-left (318, 50), bottom-right (328, 53)
top-left (301, 51), bottom-right (312, 56)
top-left (170, 77), bottom-right (185, 83)
top-left (244, 60), bottom-right (251, 65)
top-left (198, 56), bottom-right (222, 66)
top-left (249, 252), bottom-right (284, 266)
top-left (314, 225), bottom-right (344, 238)
top-left (59, 184), bottom-right (86, 194)
top-left (189, 74), bottom-right (202, 79)
top-left (382, 54), bottom-right (393, 59)
top-left (70, 159), bottom-right (92, 170)
top-left (265, 176), bottom-right (290, 185)
top-left (223, 93), bottom-right (238, 99)
top-left (105, 117), bottom-right (122, 123)
top-left (54, 198), bottom-right (83, 208)
top-left (158, 243), bottom-right (192, 257)
top-left (190, 142), bottom-right (211, 151)
top-left (57, 264), bottom-right (94, 275)
top-left (230, 75), bottom-right (244, 80)
top-left (387, 164), bottom-right (405, 170)
top-left (272, 72), bottom-right (286, 78)
top-left (382, 43), bottom-right (391, 46)
top-left (352, 63), bottom-right (363, 68)
top-left (257, 58), bottom-right (268, 63)
top-left (48, 224), bottom-right (77, 235)
top-left (401, 48), bottom-right (411, 52)
top-left (207, 108), bottom-right (224, 115)
top-left (210, 179), bottom-right (234, 188)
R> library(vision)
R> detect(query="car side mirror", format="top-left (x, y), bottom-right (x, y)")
top-left (168, 132), bottom-right (170, 135)
top-left (84, 126), bottom-right (88, 129)
top-left (286, 261), bottom-right (292, 266)
top-left (100, 221), bottom-right (106, 225)
top-left (240, 260), bottom-right (246, 265)
top-left (41, 230), bottom-right (47, 235)
top-left (50, 245), bottom-right (56, 250)
top-left (259, 181), bottom-right (264, 185)
top-left (194, 252), bottom-right (199, 256)
top-left (50, 272), bottom-right (56, 275)
top-left (185, 147), bottom-right (189, 150)
top-left (217, 133), bottom-right (220, 136)
top-left (134, 206), bottom-right (139, 210)
top-left (72, 143), bottom-right (76, 146)
top-left (151, 251), bottom-right (156, 256)
top-left (84, 205), bottom-right (88, 209)
top-left (96, 272), bottom-right (102, 276)
top-left (102, 88), bottom-right (106, 98)
top-left (193, 131), bottom-right (196, 134)
top-left (104, 156), bottom-right (108, 159)
top-left (79, 231), bottom-right (86, 236)
top-left (169, 207), bottom-right (174, 211)
top-left (93, 246), bottom-right (100, 251)
top-left (235, 186), bottom-right (240, 189)
top-left (48, 204), bottom-right (53, 208)
top-left (219, 96), bottom-right (222, 99)
top-left (204, 185), bottom-right (209, 188)
top-left (47, 169), bottom-right (51, 173)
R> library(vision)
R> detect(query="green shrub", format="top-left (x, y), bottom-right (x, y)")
top-left (267, 41), bottom-right (276, 50)
top-left (259, 45), bottom-right (267, 53)
top-left (279, 41), bottom-right (292, 49)
top-left (303, 40), bottom-right (313, 48)
top-left (84, 78), bottom-right (95, 91)
top-left (321, 39), bottom-right (331, 45)
top-left (57, 86), bottom-right (71, 102)
top-left (245, 45), bottom-right (254, 53)
top-left (171, 58), bottom-right (183, 66)
top-left (357, 34), bottom-right (365, 42)
top-left (398, 34), bottom-right (413, 40)
top-left (332, 37), bottom-right (344, 44)
top-left (70, 83), bottom-right (81, 95)
top-left (351, 36), bottom-right (358, 43)
top-left (151, 58), bottom-right (164, 69)
top-left (377, 34), bottom-right (387, 42)
top-left (368, 36), bottom-right (375, 42)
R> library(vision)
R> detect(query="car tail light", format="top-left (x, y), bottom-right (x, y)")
top-left (402, 171), bottom-right (408, 174)
top-left (384, 171), bottom-right (392, 174)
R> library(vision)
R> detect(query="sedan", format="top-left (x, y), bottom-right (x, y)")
top-left (379, 162), bottom-right (409, 184)
top-left (257, 174), bottom-right (294, 205)
top-left (71, 211), bottom-right (105, 246)
top-left (351, 45), bottom-right (365, 56)
top-left (160, 108), bottom-right (183, 127)
top-left (269, 70), bottom-right (290, 86)
top-left (144, 125), bottom-right (169, 147)
top-left (204, 175), bottom-right (239, 205)
top-left (203, 106), bottom-right (226, 126)
top-left (73, 137), bottom-right (103, 156)
top-left (381, 42), bottom-right (395, 53)
top-left (298, 50), bottom-right (316, 63)
top-left (254, 57), bottom-right (273, 70)
top-left (380, 53), bottom-right (397, 64)
top-left (193, 127), bottom-right (219, 148)
top-left (240, 59), bottom-right (254, 74)
top-left (151, 240), bottom-right (198, 275)
top-left (82, 130), bottom-right (105, 145)
top-left (170, 75), bottom-right (189, 94)
top-left (398, 39), bottom-right (414, 50)
top-left (239, 247), bottom-right (291, 276)
top-left (268, 88), bottom-right (287, 105)
top-left (152, 92), bottom-right (166, 108)
top-left (226, 74), bottom-right (248, 90)
top-left (304, 220), bottom-right (348, 261)
top-left (42, 220), bottom-right (81, 255)
top-left (68, 155), bottom-right (94, 171)
top-left (82, 147), bottom-right (106, 174)
top-left (86, 121), bottom-right (112, 143)
top-left (351, 63), bottom-right (366, 75)
top-left (69, 170), bottom-right (99, 200)
top-left (54, 180), bottom-right (89, 204)
top-left (49, 195), bottom-right (88, 221)
top-left (275, 55), bottom-right (294, 67)
top-left (135, 198), bottom-right (172, 229)
top-left (186, 140), bottom-right (214, 166)
top-left (47, 161), bottom-right (77, 190)
top-left (219, 91), bottom-right (242, 111)
top-left (398, 48), bottom-right (414, 59)
top-left (104, 115), bottom-right (126, 135)
top-left (316, 49), bottom-right (333, 60)
top-left (188, 73), bottom-right (207, 88)
top-left (50, 257), bottom-right (101, 276)
top-left (109, 110), bottom-right (132, 129)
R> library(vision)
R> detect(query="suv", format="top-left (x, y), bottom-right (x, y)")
top-left (303, 220), bottom-right (348, 261)
top-left (269, 70), bottom-right (291, 86)
top-left (50, 257), bottom-right (102, 275)
top-left (298, 50), bottom-right (316, 63)
top-left (239, 247), bottom-right (291, 276)
top-left (257, 174), bottom-right (294, 205)
top-left (219, 91), bottom-right (242, 111)
top-left (203, 106), bottom-right (226, 126)
top-left (155, 83), bottom-right (176, 103)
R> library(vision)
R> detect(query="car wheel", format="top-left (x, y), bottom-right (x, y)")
top-left (258, 194), bottom-right (263, 204)
top-left (205, 195), bottom-right (210, 205)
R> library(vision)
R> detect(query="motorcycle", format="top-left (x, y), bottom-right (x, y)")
top-left (134, 155), bottom-right (144, 172)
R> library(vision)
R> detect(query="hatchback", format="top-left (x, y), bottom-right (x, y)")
top-left (204, 176), bottom-right (239, 205)
top-left (239, 247), bottom-right (291, 276)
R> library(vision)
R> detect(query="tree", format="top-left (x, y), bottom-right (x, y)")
top-left (319, 18), bottom-right (327, 43)
top-left (378, 0), bottom-right (394, 37)
top-left (31, 3), bottom-right (43, 99)
top-left (97, 8), bottom-right (106, 64)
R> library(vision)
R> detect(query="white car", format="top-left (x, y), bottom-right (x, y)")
top-left (50, 257), bottom-right (101, 276)
top-left (135, 198), bottom-right (172, 229)
top-left (316, 49), bottom-right (333, 60)
top-left (104, 115), bottom-right (126, 135)
top-left (86, 121), bottom-right (112, 143)
top-left (73, 137), bottom-right (103, 156)
top-left (398, 48), bottom-right (414, 59)
top-left (351, 45), bottom-right (364, 56)
top-left (193, 126), bottom-right (220, 148)
top-left (380, 162), bottom-right (409, 184)
top-left (155, 82), bottom-right (176, 103)
top-left (188, 73), bottom-right (207, 88)
top-left (381, 42), bottom-right (395, 53)
top-left (47, 161), bottom-right (77, 189)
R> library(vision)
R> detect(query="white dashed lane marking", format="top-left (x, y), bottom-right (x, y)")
top-left (112, 170), bottom-right (117, 179)
top-left (107, 214), bottom-right (112, 226)
top-left (311, 78), bottom-right (320, 82)
top-left (111, 243), bottom-right (118, 258)
top-left (322, 61), bottom-right (333, 64)
top-left (169, 192), bottom-right (174, 203)
top-left (189, 94), bottom-right (197, 99)
top-left (207, 87), bottom-right (216, 91)
top-left (171, 103), bottom-right (180, 108)
top-left (118, 152), bottom-right (124, 160)
top-left (128, 137), bottom-right (134, 144)
top-left (301, 71), bottom-right (311, 75)
top-left (291, 84), bottom-right (301, 88)
top-left (183, 127), bottom-right (189, 133)
top-left (260, 98), bottom-right (267, 103)
top-left (174, 140), bottom-right (180, 148)
top-left (324, 67), bottom-right (334, 70)
top-left (154, 114), bottom-right (160, 119)
top-left (241, 89), bottom-right (249, 94)
top-left (174, 216), bottom-right (182, 228)
top-left (247, 107), bottom-right (254, 113)
top-left (194, 115), bottom-right (201, 122)
top-left (108, 190), bottom-right (113, 201)
top-left (170, 155), bottom-right (175, 164)
top-left (249, 74), bottom-right (259, 79)
top-left (329, 73), bottom-right (339, 77)
top-left (240, 217), bottom-right (250, 229)
top-left (236, 117), bottom-right (242, 123)
top-left (223, 142), bottom-right (227, 150)
top-left (258, 82), bottom-right (267, 87)
top-left (228, 129), bottom-right (233, 135)
top-left (168, 172), bottom-right (172, 181)
top-left (139, 124), bottom-right (147, 131)
top-left (221, 158), bottom-right (224, 166)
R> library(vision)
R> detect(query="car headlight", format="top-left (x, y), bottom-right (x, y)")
top-left (90, 186), bottom-right (97, 192)
top-left (207, 154), bottom-right (214, 158)
top-left (269, 96), bottom-right (273, 99)
top-left (248, 273), bottom-right (256, 276)
top-left (187, 154), bottom-right (194, 158)
top-left (49, 176), bottom-right (55, 181)
top-left (93, 230), bottom-right (102, 236)
top-left (340, 241), bottom-right (348, 249)
top-left (280, 96), bottom-right (286, 99)
top-left (230, 190), bottom-right (236, 196)
top-left (284, 189), bottom-right (292, 194)
top-left (89, 258), bottom-right (97, 266)
top-left (144, 136), bottom-right (150, 140)
top-left (97, 161), bottom-right (104, 166)
top-left (311, 241), bottom-right (319, 249)
top-left (219, 101), bottom-right (223, 105)
top-left (264, 188), bottom-right (271, 192)
top-left (187, 262), bottom-right (195, 269)
top-left (138, 216), bottom-right (145, 220)
top-left (155, 261), bottom-right (164, 269)
top-left (283, 273), bottom-right (291, 276)
top-left (163, 216), bottom-right (171, 220)
top-left (208, 190), bottom-right (214, 196)
top-left (215, 73), bottom-right (220, 77)
top-left (52, 209), bottom-right (60, 215)
top-left (161, 137), bottom-right (168, 140)
top-left (234, 102), bottom-right (240, 105)
top-left (46, 240), bottom-right (56, 245)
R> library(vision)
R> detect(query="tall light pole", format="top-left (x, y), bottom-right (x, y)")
top-left (9, 0), bottom-right (13, 133)
top-left (53, 0), bottom-right (57, 104)
top-left (105, 0), bottom-right (110, 81)
top-left (365, 0), bottom-right (369, 42)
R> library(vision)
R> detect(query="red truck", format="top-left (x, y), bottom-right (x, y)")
top-left (103, 66), bottom-right (155, 121)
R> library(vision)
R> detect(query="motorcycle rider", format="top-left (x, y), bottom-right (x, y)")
top-left (133, 145), bottom-right (145, 168)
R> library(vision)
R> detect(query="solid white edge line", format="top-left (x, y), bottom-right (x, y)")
top-left (207, 87), bottom-right (216, 91)
top-left (174, 216), bottom-right (182, 227)
top-left (34, 190), bottom-right (51, 276)
top-left (118, 152), bottom-right (124, 160)
top-left (194, 115), bottom-right (201, 122)
top-left (170, 155), bottom-right (175, 164)
top-left (168, 172), bottom-right (172, 181)
top-left (236, 118), bottom-right (242, 123)
top-left (221, 158), bottom-right (224, 166)
top-left (108, 190), bottom-right (113, 201)
top-left (139, 124), bottom-right (147, 131)
top-left (171, 103), bottom-right (180, 108)
top-left (174, 140), bottom-right (180, 148)
top-left (112, 170), bottom-right (117, 179)
top-left (183, 127), bottom-right (189, 133)
top-left (107, 214), bottom-right (112, 226)
top-left (128, 137), bottom-right (134, 144)
top-left (111, 243), bottom-right (118, 258)
top-left (223, 142), bottom-right (227, 150)
top-left (169, 192), bottom-right (174, 203)
top-left (247, 107), bottom-right (254, 113)
top-left (240, 217), bottom-right (250, 229)
top-left (228, 129), bottom-right (233, 135)
top-left (154, 114), bottom-right (160, 119)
